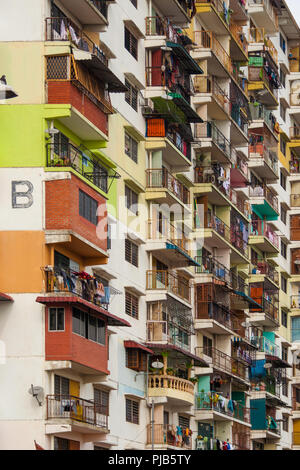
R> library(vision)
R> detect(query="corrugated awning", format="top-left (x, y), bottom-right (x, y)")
top-left (233, 291), bottom-right (264, 309)
top-left (73, 49), bottom-right (128, 93)
top-left (0, 292), bottom-right (13, 302)
top-left (166, 42), bottom-right (204, 75)
top-left (36, 296), bottom-right (131, 327)
top-left (147, 343), bottom-right (209, 367)
top-left (166, 242), bottom-right (202, 267)
top-left (124, 341), bottom-right (154, 355)
top-left (265, 355), bottom-right (292, 368)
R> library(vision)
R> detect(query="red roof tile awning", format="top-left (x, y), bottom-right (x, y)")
top-left (36, 296), bottom-right (131, 327)
top-left (0, 293), bottom-right (13, 302)
top-left (124, 340), bottom-right (154, 355)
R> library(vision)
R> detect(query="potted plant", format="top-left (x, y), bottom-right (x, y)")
top-left (166, 368), bottom-right (174, 376)
top-left (189, 377), bottom-right (198, 385)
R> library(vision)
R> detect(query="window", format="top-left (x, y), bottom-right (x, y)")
top-left (72, 307), bottom-right (106, 345)
top-left (126, 398), bottom-right (139, 424)
top-left (280, 103), bottom-right (286, 122)
top-left (125, 185), bottom-right (138, 214)
top-left (54, 375), bottom-right (69, 396)
top-left (125, 239), bottom-right (139, 267)
top-left (54, 437), bottom-right (70, 450)
top-left (125, 79), bottom-right (138, 111)
top-left (282, 378), bottom-right (288, 397)
top-left (203, 336), bottom-right (212, 356)
top-left (280, 138), bottom-right (287, 156)
top-left (281, 205), bottom-right (287, 225)
top-left (124, 27), bottom-right (138, 60)
top-left (281, 240), bottom-right (287, 259)
top-left (125, 132), bottom-right (138, 163)
top-left (281, 274), bottom-right (287, 293)
top-left (49, 307), bottom-right (65, 331)
top-left (280, 171), bottom-right (287, 190)
top-left (79, 190), bottom-right (98, 225)
top-left (179, 416), bottom-right (190, 429)
top-left (125, 291), bottom-right (139, 318)
top-left (107, 224), bottom-right (111, 250)
top-left (126, 349), bottom-right (147, 371)
top-left (280, 33), bottom-right (286, 53)
top-left (282, 309), bottom-right (288, 328)
top-left (282, 415), bottom-right (289, 432)
top-left (280, 68), bottom-right (286, 88)
top-left (292, 316), bottom-right (300, 342)
top-left (282, 345), bottom-right (288, 362)
top-left (94, 388), bottom-right (109, 415)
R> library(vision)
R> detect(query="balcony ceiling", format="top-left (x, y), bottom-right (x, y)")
top-left (59, 0), bottom-right (108, 28)
top-left (153, 0), bottom-right (190, 24)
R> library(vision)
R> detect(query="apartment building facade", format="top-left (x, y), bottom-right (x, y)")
top-left (0, 0), bottom-right (300, 451)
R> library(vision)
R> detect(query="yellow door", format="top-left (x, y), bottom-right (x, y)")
top-left (69, 380), bottom-right (80, 398)
top-left (69, 380), bottom-right (83, 422)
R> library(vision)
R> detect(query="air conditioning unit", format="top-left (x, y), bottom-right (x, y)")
top-left (143, 98), bottom-right (154, 113)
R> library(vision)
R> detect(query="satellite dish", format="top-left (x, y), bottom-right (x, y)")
top-left (45, 120), bottom-right (59, 135)
top-left (264, 363), bottom-right (273, 369)
top-left (28, 384), bottom-right (44, 406)
top-left (151, 361), bottom-right (164, 369)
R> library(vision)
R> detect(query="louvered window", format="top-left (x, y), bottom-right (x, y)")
top-left (179, 416), bottom-right (190, 429)
top-left (54, 375), bottom-right (69, 398)
top-left (125, 239), bottom-right (139, 267)
top-left (94, 388), bottom-right (109, 415)
top-left (203, 335), bottom-right (212, 357)
top-left (79, 189), bottom-right (98, 225)
top-left (125, 79), bottom-right (138, 111)
top-left (125, 291), bottom-right (139, 318)
top-left (124, 27), bottom-right (138, 60)
top-left (125, 185), bottom-right (138, 214)
top-left (126, 349), bottom-right (147, 371)
top-left (126, 398), bottom-right (139, 424)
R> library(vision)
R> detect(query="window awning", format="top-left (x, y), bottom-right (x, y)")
top-left (0, 292), bottom-right (13, 302)
top-left (73, 49), bottom-right (128, 93)
top-left (124, 340), bottom-right (154, 355)
top-left (166, 242), bottom-right (202, 267)
top-left (168, 93), bottom-right (203, 123)
top-left (146, 343), bottom-right (209, 367)
top-left (232, 291), bottom-right (264, 309)
top-left (36, 296), bottom-right (131, 327)
top-left (166, 42), bottom-right (204, 75)
top-left (265, 355), bottom-right (291, 368)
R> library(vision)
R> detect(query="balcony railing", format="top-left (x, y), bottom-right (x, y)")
top-left (251, 376), bottom-right (280, 398)
top-left (291, 295), bottom-right (300, 309)
top-left (145, 16), bottom-right (180, 42)
top-left (249, 186), bottom-right (279, 215)
top-left (90, 0), bottom-right (108, 19)
top-left (195, 301), bottom-right (241, 334)
top-left (146, 168), bottom-right (190, 205)
top-left (231, 106), bottom-right (248, 135)
top-left (248, 27), bottom-right (265, 43)
top-left (194, 121), bottom-right (232, 162)
top-left (195, 391), bottom-right (250, 423)
top-left (248, 66), bottom-right (279, 100)
top-left (145, 118), bottom-right (191, 161)
top-left (230, 23), bottom-right (248, 56)
top-left (145, 66), bottom-right (192, 102)
top-left (249, 142), bottom-right (278, 174)
top-left (146, 424), bottom-right (192, 449)
top-left (290, 159), bottom-right (300, 174)
top-left (256, 336), bottom-right (280, 358)
top-left (250, 296), bottom-right (279, 324)
top-left (46, 143), bottom-right (108, 193)
top-left (147, 320), bottom-right (191, 351)
top-left (291, 194), bottom-right (300, 208)
top-left (195, 347), bottom-right (249, 381)
top-left (290, 127), bottom-right (300, 140)
top-left (46, 394), bottom-right (108, 429)
top-left (193, 30), bottom-right (232, 76)
top-left (147, 219), bottom-right (190, 255)
top-left (43, 267), bottom-right (111, 310)
top-left (194, 254), bottom-right (231, 283)
top-left (251, 260), bottom-right (279, 285)
top-left (249, 103), bottom-right (278, 134)
top-left (146, 270), bottom-right (190, 302)
top-left (148, 374), bottom-right (195, 398)
top-left (195, 0), bottom-right (231, 26)
top-left (193, 76), bottom-right (231, 115)
top-left (45, 17), bottom-right (108, 66)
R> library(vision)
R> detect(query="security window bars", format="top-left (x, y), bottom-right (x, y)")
top-left (179, 416), bottom-right (190, 429)
top-left (125, 291), bottom-right (139, 318)
top-left (125, 79), bottom-right (138, 111)
top-left (125, 132), bottom-right (138, 163)
top-left (125, 185), bottom-right (138, 215)
top-left (94, 388), bottom-right (109, 416)
top-left (281, 274), bottom-right (287, 294)
top-left (124, 27), bottom-right (138, 60)
top-left (281, 240), bottom-right (287, 259)
top-left (126, 398), bottom-right (139, 424)
top-left (125, 239), bottom-right (139, 267)
top-left (79, 189), bottom-right (98, 225)
top-left (49, 307), bottom-right (65, 331)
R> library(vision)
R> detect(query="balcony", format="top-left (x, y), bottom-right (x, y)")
top-left (195, 347), bottom-right (250, 383)
top-left (248, 0), bottom-right (279, 34)
top-left (251, 376), bottom-right (281, 399)
top-left (249, 186), bottom-right (279, 220)
top-left (249, 103), bottom-right (279, 137)
top-left (145, 16), bottom-right (181, 45)
top-left (291, 194), bottom-right (300, 208)
top-left (192, 76), bottom-right (230, 120)
top-left (146, 424), bottom-right (192, 449)
top-left (257, 336), bottom-right (280, 358)
top-left (194, 300), bottom-right (243, 336)
top-left (194, 121), bottom-right (232, 164)
top-left (229, 22), bottom-right (248, 61)
top-left (248, 144), bottom-right (278, 182)
top-left (291, 215), bottom-right (300, 241)
top-left (145, 118), bottom-right (192, 168)
top-left (55, 0), bottom-right (109, 30)
top-left (195, 391), bottom-right (251, 424)
top-left (145, 168), bottom-right (190, 206)
top-left (291, 296), bottom-right (300, 310)
top-left (249, 298), bottom-right (280, 328)
top-left (194, 1), bottom-right (232, 35)
top-left (146, 219), bottom-right (198, 268)
top-left (248, 66), bottom-right (279, 107)
top-left (250, 260), bottom-right (279, 285)
top-left (290, 159), bottom-right (300, 175)
top-left (147, 0), bottom-right (193, 24)
top-left (146, 270), bottom-right (190, 304)
top-left (248, 28), bottom-right (278, 66)
top-left (46, 394), bottom-right (108, 433)
top-left (148, 374), bottom-right (195, 406)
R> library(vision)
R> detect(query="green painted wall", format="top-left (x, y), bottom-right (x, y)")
top-left (197, 375), bottom-right (210, 393)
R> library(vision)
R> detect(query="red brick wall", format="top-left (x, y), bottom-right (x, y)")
top-left (47, 82), bottom-right (108, 136)
top-left (45, 174), bottom-right (108, 252)
top-left (45, 304), bottom-right (109, 375)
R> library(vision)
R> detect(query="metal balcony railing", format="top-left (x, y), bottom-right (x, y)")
top-left (195, 347), bottom-right (249, 381)
top-left (230, 23), bottom-right (248, 56)
top-left (145, 118), bottom-right (191, 161)
top-left (195, 391), bottom-right (251, 423)
top-left (46, 143), bottom-right (108, 193)
top-left (193, 30), bottom-right (232, 76)
top-left (194, 121), bottom-right (232, 162)
top-left (249, 103), bottom-right (278, 134)
top-left (251, 260), bottom-right (279, 285)
top-left (194, 301), bottom-right (242, 335)
top-left (248, 0), bottom-right (279, 30)
top-left (147, 219), bottom-right (190, 256)
top-left (249, 186), bottom-right (279, 215)
top-left (146, 424), bottom-right (192, 449)
top-left (147, 320), bottom-right (191, 352)
top-left (255, 336), bottom-right (280, 358)
top-left (248, 66), bottom-right (279, 100)
top-left (290, 127), bottom-right (300, 140)
top-left (249, 142), bottom-right (278, 175)
top-left (194, 254), bottom-right (231, 283)
top-left (46, 394), bottom-right (108, 429)
top-left (194, 0), bottom-right (231, 26)
top-left (145, 16), bottom-right (180, 42)
top-left (193, 76), bottom-right (231, 115)
top-left (146, 270), bottom-right (190, 302)
top-left (250, 220), bottom-right (279, 248)
top-left (291, 295), bottom-right (300, 309)
top-left (146, 168), bottom-right (190, 205)
top-left (250, 296), bottom-right (279, 324)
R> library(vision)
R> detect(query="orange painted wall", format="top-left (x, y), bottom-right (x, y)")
top-left (45, 303), bottom-right (109, 375)
top-left (0, 231), bottom-right (49, 293)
